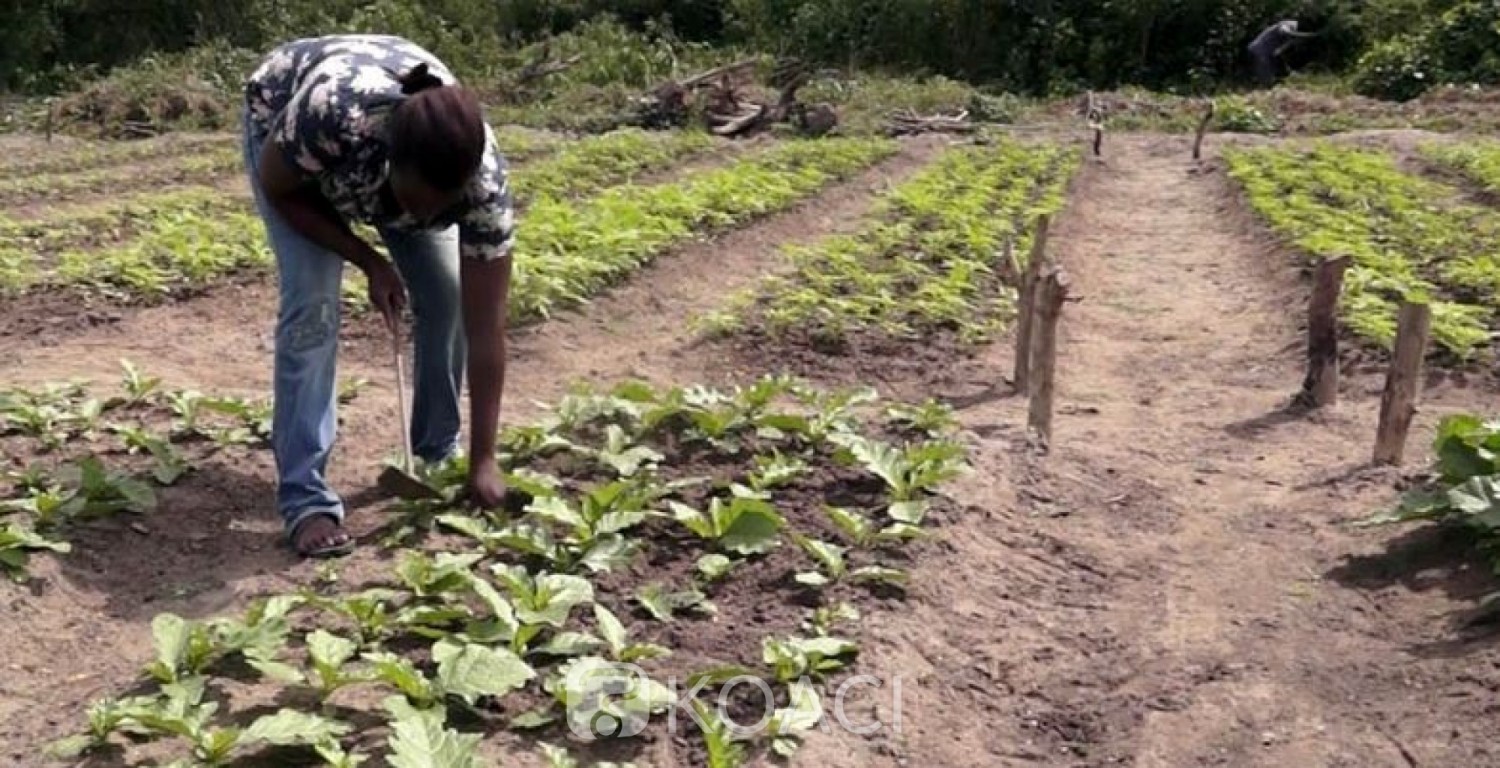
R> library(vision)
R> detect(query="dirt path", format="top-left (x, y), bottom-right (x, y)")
top-left (794, 134), bottom-right (1500, 768)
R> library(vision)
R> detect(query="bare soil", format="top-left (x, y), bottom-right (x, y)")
top-left (782, 135), bottom-right (1500, 768)
top-left (4, 131), bottom-right (1500, 768)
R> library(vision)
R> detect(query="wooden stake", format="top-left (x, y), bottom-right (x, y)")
top-left (1297, 255), bottom-right (1352, 408)
top-left (1192, 100), bottom-right (1216, 161)
top-left (1028, 267), bottom-right (1070, 444)
top-left (1013, 215), bottom-right (1052, 391)
top-left (1374, 302), bottom-right (1432, 465)
top-left (1085, 91), bottom-right (1104, 157)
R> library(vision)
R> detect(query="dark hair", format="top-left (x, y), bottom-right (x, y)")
top-left (388, 64), bottom-right (485, 192)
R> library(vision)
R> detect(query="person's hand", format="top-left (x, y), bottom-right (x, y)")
top-left (364, 256), bottom-right (407, 330)
top-left (464, 459), bottom-right (507, 509)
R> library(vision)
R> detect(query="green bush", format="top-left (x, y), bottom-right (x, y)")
top-left (1351, 36), bottom-right (1436, 101)
top-left (1352, 1), bottom-right (1500, 101)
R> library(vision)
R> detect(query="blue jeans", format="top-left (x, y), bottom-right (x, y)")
top-left (242, 116), bottom-right (466, 539)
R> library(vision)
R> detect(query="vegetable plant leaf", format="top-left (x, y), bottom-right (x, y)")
top-left (536, 632), bottom-right (606, 658)
top-left (769, 681), bottom-right (823, 757)
top-left (433, 639), bottom-right (536, 705)
top-left (595, 604), bottom-right (629, 658)
top-left (386, 702), bottom-right (481, 768)
top-left (850, 566), bottom-right (910, 587)
top-left (718, 498), bottom-right (785, 555)
top-left (365, 653), bottom-right (437, 705)
top-left (577, 534), bottom-right (641, 574)
top-left (242, 709), bottom-right (351, 747)
top-left (695, 554), bottom-right (737, 582)
top-left (511, 708), bottom-right (558, 730)
top-left (636, 584), bottom-right (714, 623)
top-left (794, 535), bottom-right (847, 579)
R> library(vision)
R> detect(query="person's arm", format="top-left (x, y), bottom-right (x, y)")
top-left (461, 253), bottom-right (512, 473)
top-left (255, 139), bottom-right (385, 274)
top-left (254, 68), bottom-right (407, 323)
top-left (456, 128), bottom-right (517, 506)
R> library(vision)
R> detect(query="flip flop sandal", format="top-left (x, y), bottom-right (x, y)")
top-left (289, 514), bottom-right (355, 559)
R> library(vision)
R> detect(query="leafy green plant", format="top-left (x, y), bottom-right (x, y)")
top-left (767, 680), bottom-right (824, 758)
top-left (792, 533), bottom-right (908, 589)
top-left (113, 423), bottom-right (190, 484)
top-left (0, 381), bottom-right (98, 450)
top-left (762, 635), bottom-right (859, 684)
top-left (536, 604), bottom-right (672, 664)
top-left (826, 504), bottom-right (926, 546)
top-left (493, 565), bottom-right (595, 654)
top-left (695, 553), bottom-right (739, 583)
top-left (432, 637), bottom-right (536, 706)
top-left (385, 697), bottom-right (481, 768)
top-left (693, 699), bottom-right (749, 768)
top-left (668, 489), bottom-right (786, 556)
top-left (885, 398), bottom-right (958, 437)
top-left (804, 603), bottom-right (861, 637)
top-left (118, 358), bottom-right (163, 405)
top-left (635, 583), bottom-right (715, 623)
top-left (1359, 414), bottom-right (1500, 571)
top-left (0, 521), bottom-right (69, 581)
top-left (544, 656), bottom-right (677, 739)
top-left (441, 479), bottom-right (652, 574)
top-left (832, 434), bottom-right (968, 502)
top-left (2, 457), bottom-right (156, 528)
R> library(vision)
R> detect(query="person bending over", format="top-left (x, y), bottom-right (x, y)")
top-left (242, 35), bottom-right (515, 557)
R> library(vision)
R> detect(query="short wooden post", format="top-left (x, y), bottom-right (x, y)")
top-left (1028, 267), bottom-right (1069, 444)
top-left (1192, 100), bottom-right (1216, 161)
top-left (1297, 255), bottom-right (1352, 408)
top-left (1373, 302), bottom-right (1432, 465)
top-left (1013, 215), bottom-right (1052, 391)
top-left (1085, 91), bottom-right (1103, 157)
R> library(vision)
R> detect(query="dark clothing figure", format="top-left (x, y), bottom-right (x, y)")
top-left (1248, 20), bottom-right (1314, 86)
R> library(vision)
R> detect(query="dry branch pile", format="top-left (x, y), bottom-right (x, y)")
top-left (629, 57), bottom-right (840, 138)
top-left (885, 109), bottom-right (977, 136)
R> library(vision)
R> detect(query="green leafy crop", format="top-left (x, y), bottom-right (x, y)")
top-left (1225, 143), bottom-right (1500, 359)
top-left (707, 138), bottom-right (1078, 345)
top-left (51, 375), bottom-right (966, 764)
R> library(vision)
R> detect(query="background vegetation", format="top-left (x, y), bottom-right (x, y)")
top-left (4, 0), bottom-right (1500, 135)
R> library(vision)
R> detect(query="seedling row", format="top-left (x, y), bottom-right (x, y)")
top-left (507, 136), bottom-right (898, 323)
top-left (25, 370), bottom-right (965, 768)
top-left (1225, 143), bottom-right (1500, 359)
top-left (0, 134), bottom-right (235, 179)
top-left (0, 146), bottom-right (243, 206)
top-left (0, 361), bottom-right (305, 582)
top-left (704, 138), bottom-right (1078, 346)
top-left (0, 129), bottom-right (735, 304)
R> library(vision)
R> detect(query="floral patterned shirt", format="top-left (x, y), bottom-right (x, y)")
top-left (244, 35), bottom-right (515, 262)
